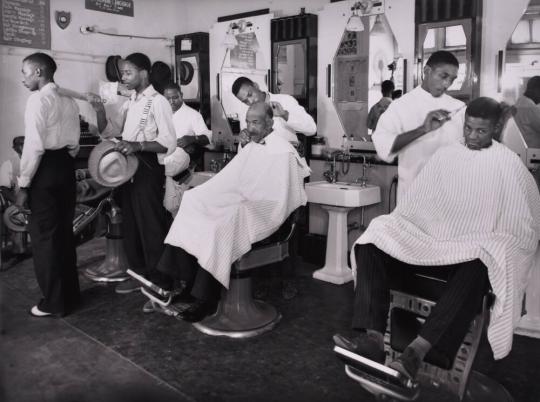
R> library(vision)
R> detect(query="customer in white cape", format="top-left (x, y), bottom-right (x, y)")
top-left (334, 97), bottom-right (540, 384)
top-left (155, 102), bottom-right (310, 322)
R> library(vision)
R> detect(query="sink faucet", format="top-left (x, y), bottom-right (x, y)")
top-left (355, 155), bottom-right (370, 187)
top-left (323, 150), bottom-right (342, 183)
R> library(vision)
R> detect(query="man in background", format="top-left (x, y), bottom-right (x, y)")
top-left (513, 76), bottom-right (540, 144)
top-left (367, 80), bottom-right (395, 131)
top-left (0, 136), bottom-right (24, 203)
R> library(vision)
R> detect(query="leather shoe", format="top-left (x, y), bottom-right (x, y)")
top-left (29, 305), bottom-right (54, 318)
top-left (333, 332), bottom-right (386, 364)
top-left (177, 300), bottom-right (216, 323)
top-left (388, 346), bottom-right (422, 382)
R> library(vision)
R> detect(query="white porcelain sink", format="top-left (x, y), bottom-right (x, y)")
top-left (305, 181), bottom-right (381, 208)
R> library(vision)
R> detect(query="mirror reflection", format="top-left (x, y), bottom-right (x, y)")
top-left (274, 41), bottom-right (306, 98)
top-left (332, 14), bottom-right (403, 140)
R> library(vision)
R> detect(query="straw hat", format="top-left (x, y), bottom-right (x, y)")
top-left (87, 140), bottom-right (139, 188)
top-left (3, 205), bottom-right (28, 232)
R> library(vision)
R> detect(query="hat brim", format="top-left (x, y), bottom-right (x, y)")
top-left (105, 55), bottom-right (122, 82)
top-left (179, 61), bottom-right (194, 85)
top-left (3, 205), bottom-right (28, 232)
top-left (87, 140), bottom-right (139, 188)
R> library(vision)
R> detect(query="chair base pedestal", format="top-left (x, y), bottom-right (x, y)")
top-left (193, 276), bottom-right (281, 338)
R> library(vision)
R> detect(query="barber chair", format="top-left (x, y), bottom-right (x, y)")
top-left (335, 268), bottom-right (514, 402)
top-left (192, 210), bottom-right (300, 338)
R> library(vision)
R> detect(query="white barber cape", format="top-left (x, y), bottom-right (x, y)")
top-left (372, 86), bottom-right (465, 201)
top-left (164, 131), bottom-right (310, 288)
top-left (353, 141), bottom-right (540, 360)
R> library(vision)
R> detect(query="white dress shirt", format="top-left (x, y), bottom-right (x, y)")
top-left (513, 95), bottom-right (540, 145)
top-left (101, 85), bottom-right (176, 164)
top-left (18, 83), bottom-right (80, 188)
top-left (172, 103), bottom-right (212, 142)
top-left (372, 86), bottom-right (465, 201)
top-left (239, 93), bottom-right (317, 144)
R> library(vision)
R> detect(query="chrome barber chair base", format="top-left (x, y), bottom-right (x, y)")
top-left (193, 301), bottom-right (281, 339)
top-left (84, 238), bottom-right (130, 282)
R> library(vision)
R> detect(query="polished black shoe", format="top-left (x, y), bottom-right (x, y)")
top-left (177, 300), bottom-right (216, 323)
top-left (388, 347), bottom-right (422, 382)
top-left (333, 332), bottom-right (386, 364)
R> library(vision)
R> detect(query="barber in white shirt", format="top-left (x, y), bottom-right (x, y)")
top-left (232, 76), bottom-right (317, 147)
top-left (163, 82), bottom-right (211, 170)
top-left (88, 53), bottom-right (176, 299)
top-left (16, 53), bottom-right (81, 317)
top-left (372, 50), bottom-right (465, 201)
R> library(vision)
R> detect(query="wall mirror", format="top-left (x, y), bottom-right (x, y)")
top-left (333, 13), bottom-right (402, 140)
top-left (503, 0), bottom-right (540, 104)
top-left (274, 40), bottom-right (307, 99)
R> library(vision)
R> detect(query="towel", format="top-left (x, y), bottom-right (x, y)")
top-left (353, 141), bottom-right (540, 360)
top-left (164, 131), bottom-right (310, 288)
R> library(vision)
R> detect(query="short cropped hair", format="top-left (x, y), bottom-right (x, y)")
top-left (23, 52), bottom-right (57, 78)
top-left (381, 80), bottom-right (395, 96)
top-left (426, 50), bottom-right (459, 69)
top-left (124, 53), bottom-right (152, 72)
top-left (465, 97), bottom-right (502, 124)
top-left (163, 82), bottom-right (182, 93)
top-left (525, 76), bottom-right (540, 99)
top-left (232, 76), bottom-right (254, 96)
top-left (12, 136), bottom-right (24, 147)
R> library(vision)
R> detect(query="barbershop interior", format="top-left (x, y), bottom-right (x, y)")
top-left (2, 0), bottom-right (540, 401)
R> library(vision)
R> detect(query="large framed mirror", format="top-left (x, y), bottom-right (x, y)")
top-left (333, 13), bottom-right (404, 141)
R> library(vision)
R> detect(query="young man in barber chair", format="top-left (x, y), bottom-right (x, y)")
top-left (334, 97), bottom-right (540, 386)
top-left (139, 102), bottom-right (309, 322)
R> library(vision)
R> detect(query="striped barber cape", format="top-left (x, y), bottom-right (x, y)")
top-left (164, 131), bottom-right (310, 289)
top-left (354, 141), bottom-right (540, 360)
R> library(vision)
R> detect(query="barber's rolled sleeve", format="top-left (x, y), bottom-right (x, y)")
top-left (18, 96), bottom-right (47, 188)
top-left (283, 98), bottom-right (317, 136)
top-left (152, 96), bottom-right (177, 159)
top-left (372, 109), bottom-right (400, 163)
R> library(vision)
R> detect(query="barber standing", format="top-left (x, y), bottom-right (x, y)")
top-left (88, 53), bottom-right (176, 301)
top-left (16, 53), bottom-right (81, 317)
top-left (372, 51), bottom-right (465, 201)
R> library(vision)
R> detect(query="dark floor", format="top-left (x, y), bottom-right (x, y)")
top-left (1, 237), bottom-right (539, 402)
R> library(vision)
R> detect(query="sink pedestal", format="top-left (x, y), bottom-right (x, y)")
top-left (312, 205), bottom-right (354, 285)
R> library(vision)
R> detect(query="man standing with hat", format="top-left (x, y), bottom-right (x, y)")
top-left (87, 53), bottom-right (176, 300)
top-left (16, 52), bottom-right (81, 317)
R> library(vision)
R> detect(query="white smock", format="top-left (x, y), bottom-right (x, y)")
top-left (164, 131), bottom-right (310, 288)
top-left (352, 141), bottom-right (540, 360)
top-left (372, 86), bottom-right (465, 201)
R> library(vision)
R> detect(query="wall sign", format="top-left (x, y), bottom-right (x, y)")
top-left (85, 0), bottom-right (133, 17)
top-left (230, 32), bottom-right (258, 69)
top-left (0, 0), bottom-right (51, 50)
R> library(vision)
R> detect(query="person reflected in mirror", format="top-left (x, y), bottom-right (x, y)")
top-left (232, 76), bottom-right (316, 147)
top-left (372, 50), bottom-right (465, 202)
top-left (0, 136), bottom-right (24, 204)
top-left (163, 82), bottom-right (211, 171)
top-left (367, 80), bottom-right (395, 132)
top-left (392, 89), bottom-right (402, 100)
top-left (513, 76), bottom-right (540, 145)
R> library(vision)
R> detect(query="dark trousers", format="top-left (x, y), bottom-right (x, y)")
top-left (120, 153), bottom-right (170, 279)
top-left (352, 244), bottom-right (489, 355)
top-left (157, 245), bottom-right (222, 302)
top-left (28, 149), bottom-right (79, 314)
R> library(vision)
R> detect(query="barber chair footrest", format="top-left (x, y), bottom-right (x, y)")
top-left (193, 300), bottom-right (281, 338)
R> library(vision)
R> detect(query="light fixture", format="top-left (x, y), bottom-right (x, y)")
top-left (371, 15), bottom-right (385, 35)
top-left (346, 1), bottom-right (374, 32)
top-left (222, 23), bottom-right (239, 49)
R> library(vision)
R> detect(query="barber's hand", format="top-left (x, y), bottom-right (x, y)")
top-left (114, 140), bottom-right (140, 156)
top-left (422, 109), bottom-right (451, 134)
top-left (14, 188), bottom-right (30, 213)
top-left (269, 101), bottom-right (289, 121)
top-left (239, 129), bottom-right (251, 147)
top-left (177, 136), bottom-right (196, 148)
top-left (85, 92), bottom-right (105, 111)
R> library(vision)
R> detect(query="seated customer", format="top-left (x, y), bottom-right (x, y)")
top-left (334, 97), bottom-right (540, 383)
top-left (154, 102), bottom-right (310, 321)
top-left (0, 136), bottom-right (24, 204)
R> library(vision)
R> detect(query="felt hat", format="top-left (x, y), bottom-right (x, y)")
top-left (87, 140), bottom-right (139, 188)
top-left (105, 55), bottom-right (122, 82)
top-left (179, 60), bottom-right (194, 85)
top-left (164, 147), bottom-right (190, 177)
top-left (3, 205), bottom-right (28, 232)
